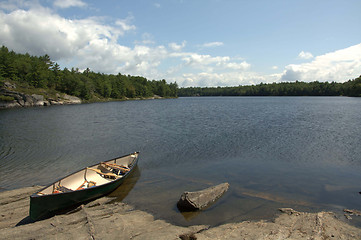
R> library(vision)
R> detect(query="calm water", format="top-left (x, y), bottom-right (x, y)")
top-left (1, 97), bottom-right (361, 227)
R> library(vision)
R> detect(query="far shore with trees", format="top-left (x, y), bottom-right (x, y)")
top-left (178, 76), bottom-right (361, 97)
top-left (1, 45), bottom-right (360, 104)
top-left (0, 46), bottom-right (178, 103)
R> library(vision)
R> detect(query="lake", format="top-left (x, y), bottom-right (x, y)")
top-left (1, 97), bottom-right (361, 227)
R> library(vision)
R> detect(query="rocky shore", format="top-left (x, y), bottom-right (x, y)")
top-left (1, 186), bottom-right (360, 240)
top-left (0, 81), bottom-right (167, 109)
top-left (0, 82), bottom-right (81, 109)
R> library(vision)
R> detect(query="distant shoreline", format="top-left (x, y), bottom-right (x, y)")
top-left (178, 76), bottom-right (361, 97)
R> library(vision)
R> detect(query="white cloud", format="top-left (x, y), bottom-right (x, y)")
top-left (177, 71), bottom-right (279, 87)
top-left (282, 44), bottom-right (361, 82)
top-left (172, 52), bottom-right (250, 72)
top-left (0, 4), bottom-right (167, 78)
top-left (201, 41), bottom-right (224, 48)
top-left (0, 2), bottom-right (255, 87)
top-left (54, 0), bottom-right (87, 9)
top-left (0, 0), bottom-right (37, 11)
top-left (0, 4), bottom-right (255, 86)
top-left (183, 54), bottom-right (228, 67)
top-left (154, 3), bottom-right (161, 8)
top-left (272, 66), bottom-right (278, 70)
top-left (224, 61), bottom-right (250, 70)
top-left (298, 51), bottom-right (314, 60)
top-left (73, 41), bottom-right (169, 77)
top-left (0, 7), bottom-right (136, 61)
top-left (134, 33), bottom-right (155, 45)
top-left (2, 1), bottom-right (359, 88)
top-left (168, 41), bottom-right (186, 51)
top-left (115, 18), bottom-right (136, 32)
top-left (172, 44), bottom-right (361, 87)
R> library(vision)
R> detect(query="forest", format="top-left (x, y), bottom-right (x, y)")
top-left (0, 46), bottom-right (178, 101)
top-left (1, 45), bottom-right (360, 100)
top-left (178, 77), bottom-right (361, 97)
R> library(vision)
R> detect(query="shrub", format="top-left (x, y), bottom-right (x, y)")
top-left (0, 95), bottom-right (15, 101)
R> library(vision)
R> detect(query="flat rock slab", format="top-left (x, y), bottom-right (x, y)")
top-left (1, 187), bottom-right (361, 240)
top-left (177, 183), bottom-right (230, 211)
top-left (194, 208), bottom-right (361, 240)
top-left (0, 186), bottom-right (208, 240)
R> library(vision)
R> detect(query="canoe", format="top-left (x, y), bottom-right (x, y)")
top-left (30, 152), bottom-right (139, 221)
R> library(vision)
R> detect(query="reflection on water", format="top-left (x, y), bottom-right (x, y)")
top-left (179, 209), bottom-right (203, 222)
top-left (117, 158), bottom-right (361, 227)
top-left (1, 97), bottom-right (361, 227)
top-left (108, 166), bottom-right (141, 201)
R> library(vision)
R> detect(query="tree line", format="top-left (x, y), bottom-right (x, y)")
top-left (0, 46), bottom-right (178, 100)
top-left (1, 45), bottom-right (360, 100)
top-left (178, 77), bottom-right (361, 97)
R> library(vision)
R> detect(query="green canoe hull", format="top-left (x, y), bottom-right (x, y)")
top-left (30, 152), bottom-right (138, 221)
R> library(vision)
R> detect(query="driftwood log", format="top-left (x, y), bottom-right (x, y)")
top-left (177, 183), bottom-right (229, 211)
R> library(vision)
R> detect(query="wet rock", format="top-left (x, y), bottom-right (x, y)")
top-left (279, 208), bottom-right (297, 215)
top-left (344, 209), bottom-right (361, 216)
top-left (177, 183), bottom-right (229, 211)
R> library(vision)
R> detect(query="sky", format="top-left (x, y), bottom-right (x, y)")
top-left (0, 0), bottom-right (360, 87)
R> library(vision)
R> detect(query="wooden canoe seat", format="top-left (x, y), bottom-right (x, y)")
top-left (87, 167), bottom-right (119, 178)
top-left (101, 162), bottom-right (130, 172)
top-left (76, 180), bottom-right (96, 190)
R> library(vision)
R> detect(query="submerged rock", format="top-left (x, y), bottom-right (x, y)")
top-left (344, 209), bottom-right (361, 216)
top-left (177, 183), bottom-right (229, 211)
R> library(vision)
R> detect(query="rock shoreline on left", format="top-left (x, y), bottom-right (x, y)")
top-left (0, 186), bottom-right (209, 240)
top-left (0, 82), bottom-right (81, 109)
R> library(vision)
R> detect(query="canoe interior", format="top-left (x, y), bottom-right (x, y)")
top-left (35, 152), bottom-right (139, 196)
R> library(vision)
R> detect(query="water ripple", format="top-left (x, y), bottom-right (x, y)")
top-left (1, 97), bottom-right (361, 227)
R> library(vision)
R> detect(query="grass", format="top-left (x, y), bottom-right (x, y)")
top-left (0, 95), bottom-right (15, 101)
top-left (2, 80), bottom-right (62, 100)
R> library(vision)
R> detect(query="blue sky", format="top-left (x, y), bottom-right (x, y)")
top-left (1, 0), bottom-right (360, 87)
